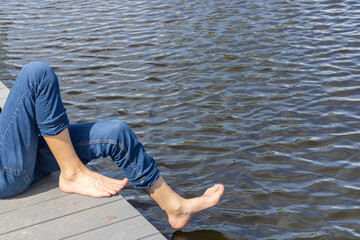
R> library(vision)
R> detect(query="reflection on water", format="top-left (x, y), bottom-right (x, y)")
top-left (172, 230), bottom-right (229, 240)
top-left (1, 0), bottom-right (360, 239)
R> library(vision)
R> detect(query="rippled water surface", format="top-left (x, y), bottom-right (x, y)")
top-left (1, 0), bottom-right (360, 239)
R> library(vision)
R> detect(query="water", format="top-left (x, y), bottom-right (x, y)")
top-left (1, 0), bottom-right (360, 239)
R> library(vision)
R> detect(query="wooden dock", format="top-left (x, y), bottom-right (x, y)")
top-left (0, 81), bottom-right (166, 240)
top-left (0, 81), bottom-right (9, 108)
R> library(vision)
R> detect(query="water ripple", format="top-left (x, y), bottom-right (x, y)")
top-left (1, 0), bottom-right (360, 238)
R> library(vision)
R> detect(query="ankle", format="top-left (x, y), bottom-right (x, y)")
top-left (168, 197), bottom-right (190, 216)
top-left (60, 164), bottom-right (87, 180)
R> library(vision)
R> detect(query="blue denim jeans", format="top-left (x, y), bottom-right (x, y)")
top-left (0, 62), bottom-right (160, 198)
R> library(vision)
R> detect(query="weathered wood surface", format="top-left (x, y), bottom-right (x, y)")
top-left (0, 82), bottom-right (166, 240)
top-left (0, 81), bottom-right (9, 108)
top-left (0, 173), bottom-right (165, 240)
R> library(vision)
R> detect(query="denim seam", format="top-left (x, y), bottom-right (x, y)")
top-left (0, 167), bottom-right (31, 196)
top-left (38, 72), bottom-right (52, 123)
top-left (38, 140), bottom-right (146, 184)
top-left (82, 140), bottom-right (144, 184)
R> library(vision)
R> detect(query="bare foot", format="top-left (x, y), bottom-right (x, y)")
top-left (168, 184), bottom-right (225, 229)
top-left (59, 166), bottom-right (128, 198)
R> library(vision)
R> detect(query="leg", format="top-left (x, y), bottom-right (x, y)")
top-left (0, 62), bottom-right (124, 198)
top-left (145, 176), bottom-right (224, 229)
top-left (0, 62), bottom-right (69, 197)
top-left (37, 120), bottom-right (159, 192)
top-left (37, 119), bottom-right (224, 228)
top-left (42, 128), bottom-right (128, 198)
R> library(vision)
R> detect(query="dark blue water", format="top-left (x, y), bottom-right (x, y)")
top-left (1, 0), bottom-right (360, 239)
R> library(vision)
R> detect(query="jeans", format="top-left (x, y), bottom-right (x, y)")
top-left (0, 62), bottom-right (160, 198)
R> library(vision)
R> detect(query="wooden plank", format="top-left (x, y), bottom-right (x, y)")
top-left (0, 193), bottom-right (166, 239)
top-left (0, 81), bottom-right (9, 108)
top-left (141, 233), bottom-right (167, 240)
top-left (0, 199), bottom-right (147, 239)
top-left (0, 170), bottom-right (165, 240)
top-left (0, 191), bottom-right (123, 234)
top-left (65, 215), bottom-right (165, 240)
top-left (0, 173), bottom-right (66, 214)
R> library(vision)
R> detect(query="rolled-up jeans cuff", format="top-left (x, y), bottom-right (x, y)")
top-left (37, 111), bottom-right (70, 136)
top-left (133, 167), bottom-right (161, 190)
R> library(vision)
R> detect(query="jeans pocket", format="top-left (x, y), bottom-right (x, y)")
top-left (0, 167), bottom-right (30, 198)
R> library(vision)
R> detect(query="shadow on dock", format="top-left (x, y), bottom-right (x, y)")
top-left (7, 172), bottom-right (60, 200)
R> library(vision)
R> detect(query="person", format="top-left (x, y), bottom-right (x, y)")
top-left (0, 62), bottom-right (224, 229)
